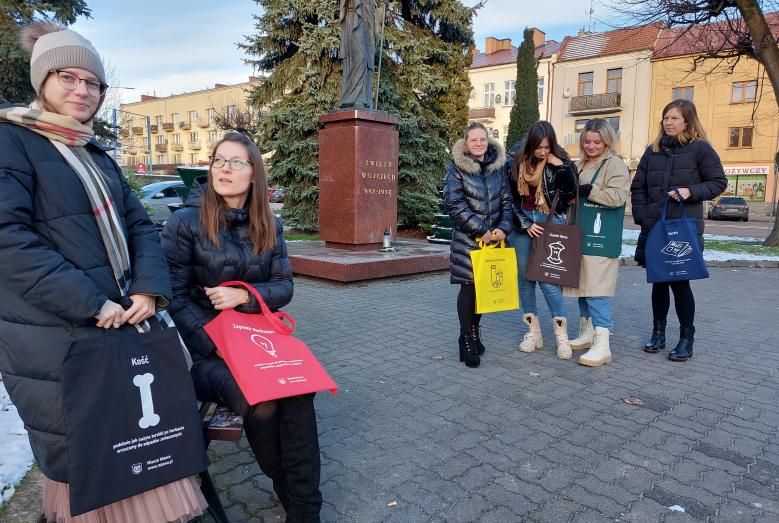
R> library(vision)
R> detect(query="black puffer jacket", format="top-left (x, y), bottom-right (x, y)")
top-left (443, 138), bottom-right (513, 284)
top-left (161, 178), bottom-right (293, 361)
top-left (507, 142), bottom-right (578, 231)
top-left (631, 137), bottom-right (726, 265)
top-left (0, 122), bottom-right (170, 482)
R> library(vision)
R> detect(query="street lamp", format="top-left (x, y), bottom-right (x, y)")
top-left (113, 107), bottom-right (153, 174)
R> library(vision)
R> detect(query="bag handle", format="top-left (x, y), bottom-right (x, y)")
top-left (659, 192), bottom-right (687, 223)
top-left (220, 280), bottom-right (295, 335)
top-left (476, 239), bottom-right (506, 249)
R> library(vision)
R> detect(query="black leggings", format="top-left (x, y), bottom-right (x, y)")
top-left (651, 281), bottom-right (695, 328)
top-left (457, 283), bottom-right (481, 333)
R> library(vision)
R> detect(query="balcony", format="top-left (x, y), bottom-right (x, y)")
top-left (155, 143), bottom-right (168, 152)
top-left (569, 93), bottom-right (621, 115)
top-left (197, 119), bottom-right (210, 128)
top-left (189, 141), bottom-right (202, 150)
top-left (132, 126), bottom-right (144, 135)
top-left (119, 128), bottom-right (130, 138)
top-left (468, 107), bottom-right (496, 120)
top-left (171, 143), bottom-right (184, 152)
top-left (124, 147), bottom-right (137, 155)
top-left (162, 123), bottom-right (174, 132)
top-left (137, 147), bottom-right (149, 154)
top-left (149, 125), bottom-right (158, 134)
top-left (179, 121), bottom-right (191, 130)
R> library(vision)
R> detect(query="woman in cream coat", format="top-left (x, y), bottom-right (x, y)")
top-left (564, 119), bottom-right (631, 367)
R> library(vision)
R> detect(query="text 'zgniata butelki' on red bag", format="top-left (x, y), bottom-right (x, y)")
top-left (203, 280), bottom-right (337, 405)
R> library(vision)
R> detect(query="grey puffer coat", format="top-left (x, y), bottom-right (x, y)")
top-left (631, 136), bottom-right (726, 265)
top-left (443, 138), bottom-right (513, 284)
top-left (0, 121), bottom-right (170, 482)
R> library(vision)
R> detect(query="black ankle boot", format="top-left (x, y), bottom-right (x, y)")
top-left (668, 326), bottom-right (694, 362)
top-left (644, 319), bottom-right (667, 353)
top-left (458, 333), bottom-right (466, 362)
top-left (471, 324), bottom-right (485, 356)
top-left (463, 332), bottom-right (480, 368)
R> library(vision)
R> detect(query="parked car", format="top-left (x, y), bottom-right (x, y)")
top-left (271, 187), bottom-right (286, 203)
top-left (708, 196), bottom-right (749, 222)
top-left (138, 181), bottom-right (186, 226)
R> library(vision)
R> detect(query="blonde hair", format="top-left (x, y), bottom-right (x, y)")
top-left (652, 99), bottom-right (707, 152)
top-left (578, 118), bottom-right (618, 157)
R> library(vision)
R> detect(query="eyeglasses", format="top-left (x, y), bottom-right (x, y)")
top-left (211, 157), bottom-right (253, 170)
top-left (51, 70), bottom-right (107, 96)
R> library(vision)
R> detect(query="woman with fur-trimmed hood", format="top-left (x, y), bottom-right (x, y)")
top-left (443, 122), bottom-right (513, 368)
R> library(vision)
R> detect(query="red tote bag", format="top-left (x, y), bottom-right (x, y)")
top-left (203, 281), bottom-right (337, 405)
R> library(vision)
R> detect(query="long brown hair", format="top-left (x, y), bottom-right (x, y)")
top-left (200, 132), bottom-right (276, 254)
top-left (652, 99), bottom-right (708, 152)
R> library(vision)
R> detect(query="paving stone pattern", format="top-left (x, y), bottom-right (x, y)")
top-left (204, 267), bottom-right (779, 522)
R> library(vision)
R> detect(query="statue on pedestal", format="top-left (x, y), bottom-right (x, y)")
top-left (338, 0), bottom-right (377, 109)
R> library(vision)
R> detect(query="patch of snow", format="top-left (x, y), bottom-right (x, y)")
top-left (0, 375), bottom-right (34, 507)
top-left (622, 229), bottom-right (764, 243)
top-left (751, 502), bottom-right (763, 509)
top-left (619, 243), bottom-right (779, 261)
top-left (668, 505), bottom-right (686, 513)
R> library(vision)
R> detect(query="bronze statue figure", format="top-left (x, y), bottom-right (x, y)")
top-left (338, 0), bottom-right (377, 109)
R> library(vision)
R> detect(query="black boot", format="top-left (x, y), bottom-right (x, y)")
top-left (471, 323), bottom-right (485, 356)
top-left (644, 319), bottom-right (667, 353)
top-left (244, 411), bottom-right (291, 511)
top-left (458, 332), bottom-right (466, 362)
top-left (463, 332), bottom-right (480, 368)
top-left (668, 326), bottom-right (694, 362)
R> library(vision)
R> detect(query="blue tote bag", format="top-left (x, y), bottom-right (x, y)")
top-left (644, 196), bottom-right (708, 283)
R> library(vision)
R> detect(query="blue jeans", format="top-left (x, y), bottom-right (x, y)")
top-left (577, 297), bottom-right (613, 330)
top-left (507, 210), bottom-right (566, 318)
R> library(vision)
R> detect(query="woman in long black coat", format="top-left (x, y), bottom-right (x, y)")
top-left (162, 132), bottom-right (322, 522)
top-left (631, 99), bottom-right (726, 362)
top-left (443, 122), bottom-right (513, 368)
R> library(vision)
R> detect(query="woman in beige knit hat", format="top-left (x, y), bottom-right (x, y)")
top-left (0, 22), bottom-right (209, 522)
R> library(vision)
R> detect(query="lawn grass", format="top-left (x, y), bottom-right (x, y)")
top-left (622, 238), bottom-right (779, 256)
top-left (285, 230), bottom-right (319, 241)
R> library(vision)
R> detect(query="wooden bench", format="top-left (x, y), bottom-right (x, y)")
top-left (199, 403), bottom-right (244, 523)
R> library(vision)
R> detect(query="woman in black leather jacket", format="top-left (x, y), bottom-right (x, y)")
top-left (443, 122), bottom-right (513, 368)
top-left (162, 132), bottom-right (322, 522)
top-left (507, 121), bottom-right (577, 360)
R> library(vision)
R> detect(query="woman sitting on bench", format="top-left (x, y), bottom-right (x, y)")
top-left (162, 132), bottom-right (322, 522)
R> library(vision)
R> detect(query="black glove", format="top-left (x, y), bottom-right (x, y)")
top-left (578, 184), bottom-right (593, 198)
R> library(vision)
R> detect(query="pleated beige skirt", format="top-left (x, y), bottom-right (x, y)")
top-left (42, 475), bottom-right (208, 523)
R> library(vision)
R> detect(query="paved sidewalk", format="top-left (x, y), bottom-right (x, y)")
top-left (203, 267), bottom-right (779, 522)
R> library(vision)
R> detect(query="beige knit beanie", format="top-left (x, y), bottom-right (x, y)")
top-left (18, 21), bottom-right (106, 95)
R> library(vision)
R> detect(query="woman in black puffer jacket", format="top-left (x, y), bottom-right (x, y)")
top-left (631, 100), bottom-right (726, 362)
top-left (443, 122), bottom-right (513, 368)
top-left (162, 132), bottom-right (322, 522)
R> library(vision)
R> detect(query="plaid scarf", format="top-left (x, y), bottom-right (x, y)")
top-left (0, 101), bottom-right (93, 146)
top-left (518, 157), bottom-right (550, 215)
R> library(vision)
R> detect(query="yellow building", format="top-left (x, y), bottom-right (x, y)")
top-left (467, 30), bottom-right (560, 145)
top-left (118, 77), bottom-right (261, 170)
top-left (651, 26), bottom-right (778, 212)
top-left (549, 24), bottom-right (662, 164)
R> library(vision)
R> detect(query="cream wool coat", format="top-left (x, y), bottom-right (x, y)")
top-left (563, 151), bottom-right (630, 298)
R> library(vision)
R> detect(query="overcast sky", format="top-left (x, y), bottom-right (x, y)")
top-left (71, 0), bottom-right (604, 104)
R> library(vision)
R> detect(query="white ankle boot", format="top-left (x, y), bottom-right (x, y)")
top-left (578, 327), bottom-right (612, 367)
top-left (553, 317), bottom-right (572, 359)
top-left (570, 317), bottom-right (594, 351)
top-left (519, 313), bottom-right (543, 352)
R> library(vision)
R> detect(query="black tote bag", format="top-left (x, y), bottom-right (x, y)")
top-left (62, 322), bottom-right (209, 516)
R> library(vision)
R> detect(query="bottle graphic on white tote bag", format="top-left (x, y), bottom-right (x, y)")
top-left (593, 212), bottom-right (602, 234)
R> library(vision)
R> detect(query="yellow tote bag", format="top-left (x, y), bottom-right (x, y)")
top-left (469, 240), bottom-right (520, 314)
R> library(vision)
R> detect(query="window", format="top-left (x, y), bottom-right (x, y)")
top-left (189, 132), bottom-right (199, 143)
top-left (537, 77), bottom-right (545, 103)
top-left (208, 130), bottom-right (218, 141)
top-left (189, 110), bottom-right (198, 123)
top-left (575, 119), bottom-right (589, 133)
top-left (207, 108), bottom-right (216, 121)
top-left (141, 156), bottom-right (148, 165)
top-left (171, 112), bottom-right (180, 124)
top-left (156, 154), bottom-right (166, 164)
top-left (227, 105), bottom-right (236, 118)
top-left (156, 135), bottom-right (166, 145)
top-left (504, 80), bottom-right (515, 106)
top-left (607, 68), bottom-right (622, 94)
top-left (575, 117), bottom-right (620, 133)
top-left (126, 137), bottom-right (135, 146)
top-left (173, 154), bottom-right (182, 164)
top-left (672, 86), bottom-right (694, 101)
top-left (143, 137), bottom-right (149, 147)
top-left (732, 81), bottom-right (757, 103)
top-left (190, 154), bottom-right (199, 164)
top-left (172, 133), bottom-right (181, 144)
top-left (483, 83), bottom-right (495, 107)
top-left (729, 127), bottom-right (754, 148)
top-left (578, 72), bottom-right (593, 96)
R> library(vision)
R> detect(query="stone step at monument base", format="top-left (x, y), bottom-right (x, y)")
top-left (287, 239), bottom-right (449, 283)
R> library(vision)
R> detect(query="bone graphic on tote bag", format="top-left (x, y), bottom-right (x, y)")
top-left (133, 373), bottom-right (161, 429)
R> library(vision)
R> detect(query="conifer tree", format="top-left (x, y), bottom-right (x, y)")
top-left (506, 28), bottom-right (539, 149)
top-left (241, 0), bottom-right (476, 230)
top-left (0, 1), bottom-right (91, 104)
